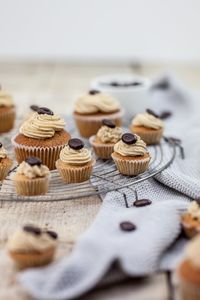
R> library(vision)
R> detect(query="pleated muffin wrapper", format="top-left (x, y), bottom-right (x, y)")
top-left (9, 246), bottom-right (56, 270)
top-left (13, 174), bottom-right (50, 196)
top-left (89, 135), bottom-right (114, 159)
top-left (0, 106), bottom-right (15, 133)
top-left (0, 158), bottom-right (13, 181)
top-left (56, 159), bottom-right (94, 183)
top-left (12, 135), bottom-right (66, 170)
top-left (130, 126), bottom-right (163, 145)
top-left (111, 153), bottom-right (151, 176)
top-left (73, 108), bottom-right (124, 138)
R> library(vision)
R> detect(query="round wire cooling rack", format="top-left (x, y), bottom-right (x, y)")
top-left (0, 134), bottom-right (182, 202)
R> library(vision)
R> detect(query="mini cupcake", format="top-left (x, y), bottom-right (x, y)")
top-left (0, 142), bottom-right (13, 180)
top-left (12, 107), bottom-right (71, 170)
top-left (73, 90), bottom-right (124, 138)
top-left (0, 89), bottom-right (15, 133)
top-left (181, 201), bottom-right (200, 239)
top-left (7, 225), bottom-right (58, 269)
top-left (56, 138), bottom-right (94, 183)
top-left (130, 109), bottom-right (164, 145)
top-left (90, 119), bottom-right (123, 159)
top-left (111, 133), bottom-right (150, 176)
top-left (178, 235), bottom-right (200, 300)
top-left (13, 157), bottom-right (50, 196)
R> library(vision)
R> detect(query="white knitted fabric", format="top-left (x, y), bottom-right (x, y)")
top-left (19, 74), bottom-right (200, 300)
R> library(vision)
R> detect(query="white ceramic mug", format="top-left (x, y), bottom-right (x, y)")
top-left (90, 74), bottom-right (151, 118)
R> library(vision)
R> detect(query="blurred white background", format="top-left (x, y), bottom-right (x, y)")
top-left (0, 0), bottom-right (199, 63)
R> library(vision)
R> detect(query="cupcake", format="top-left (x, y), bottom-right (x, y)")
top-left (56, 138), bottom-right (94, 183)
top-left (181, 201), bottom-right (200, 239)
top-left (0, 89), bottom-right (15, 133)
top-left (12, 107), bottom-right (71, 170)
top-left (13, 157), bottom-right (50, 196)
top-left (0, 142), bottom-right (13, 180)
top-left (111, 133), bottom-right (150, 176)
top-left (130, 109), bottom-right (164, 145)
top-left (90, 119), bottom-right (123, 159)
top-left (178, 235), bottom-right (200, 300)
top-left (73, 90), bottom-right (124, 138)
top-left (7, 225), bottom-right (58, 269)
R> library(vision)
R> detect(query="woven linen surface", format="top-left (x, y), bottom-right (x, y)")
top-left (19, 75), bottom-right (200, 300)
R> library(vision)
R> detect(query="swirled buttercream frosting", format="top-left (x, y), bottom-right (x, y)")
top-left (60, 145), bottom-right (92, 165)
top-left (0, 90), bottom-right (14, 107)
top-left (114, 135), bottom-right (148, 156)
top-left (20, 112), bottom-right (65, 139)
top-left (132, 112), bottom-right (164, 129)
top-left (74, 92), bottom-right (120, 114)
top-left (7, 229), bottom-right (57, 252)
top-left (17, 161), bottom-right (50, 179)
top-left (97, 126), bottom-right (123, 143)
top-left (186, 235), bottom-right (200, 268)
top-left (0, 146), bottom-right (7, 159)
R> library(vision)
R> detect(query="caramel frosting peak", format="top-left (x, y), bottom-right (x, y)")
top-left (132, 112), bottom-right (164, 130)
top-left (97, 125), bottom-right (122, 143)
top-left (20, 112), bottom-right (65, 139)
top-left (114, 135), bottom-right (148, 156)
top-left (0, 90), bottom-right (14, 107)
top-left (74, 92), bottom-right (120, 114)
top-left (17, 161), bottom-right (50, 179)
top-left (60, 145), bottom-right (92, 165)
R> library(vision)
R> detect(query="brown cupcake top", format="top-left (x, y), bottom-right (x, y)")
top-left (132, 111), bottom-right (164, 130)
top-left (20, 109), bottom-right (65, 139)
top-left (74, 91), bottom-right (120, 114)
top-left (7, 225), bottom-right (58, 253)
top-left (0, 90), bottom-right (14, 107)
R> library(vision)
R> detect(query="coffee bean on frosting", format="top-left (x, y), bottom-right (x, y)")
top-left (160, 110), bottom-right (172, 120)
top-left (146, 108), bottom-right (159, 118)
top-left (102, 119), bottom-right (116, 128)
top-left (0, 142), bottom-right (2, 148)
top-left (89, 90), bottom-right (100, 95)
top-left (37, 107), bottom-right (54, 115)
top-left (30, 105), bottom-right (39, 112)
top-left (134, 199), bottom-right (152, 207)
top-left (122, 133), bottom-right (137, 145)
top-left (120, 221), bottom-right (136, 232)
top-left (68, 138), bottom-right (84, 150)
top-left (25, 157), bottom-right (42, 166)
top-left (46, 230), bottom-right (58, 240)
top-left (23, 225), bottom-right (41, 235)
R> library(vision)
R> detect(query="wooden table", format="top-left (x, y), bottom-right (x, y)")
top-left (0, 61), bottom-right (198, 300)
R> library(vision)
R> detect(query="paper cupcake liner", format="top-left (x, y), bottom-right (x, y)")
top-left (179, 278), bottom-right (200, 300)
top-left (12, 135), bottom-right (66, 170)
top-left (0, 159), bottom-right (13, 181)
top-left (89, 135), bottom-right (114, 159)
top-left (56, 159), bottom-right (93, 183)
top-left (131, 126), bottom-right (163, 145)
top-left (9, 247), bottom-right (55, 270)
top-left (73, 109), bottom-right (124, 138)
top-left (112, 154), bottom-right (150, 176)
top-left (13, 175), bottom-right (49, 196)
top-left (0, 107), bottom-right (15, 133)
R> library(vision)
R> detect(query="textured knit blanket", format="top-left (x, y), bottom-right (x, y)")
top-left (19, 74), bottom-right (200, 300)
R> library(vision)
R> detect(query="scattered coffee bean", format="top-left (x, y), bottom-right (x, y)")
top-left (102, 119), bottom-right (116, 128)
top-left (152, 79), bottom-right (170, 90)
top-left (30, 105), bottom-right (39, 112)
top-left (38, 107), bottom-right (54, 115)
top-left (25, 157), bottom-right (42, 166)
top-left (0, 142), bottom-right (2, 148)
top-left (122, 133), bottom-right (137, 145)
top-left (46, 230), bottom-right (58, 239)
top-left (120, 221), bottom-right (136, 232)
top-left (68, 138), bottom-right (84, 150)
top-left (89, 90), bottom-right (100, 95)
top-left (101, 81), bottom-right (142, 88)
top-left (146, 108), bottom-right (159, 118)
top-left (160, 110), bottom-right (172, 120)
top-left (23, 225), bottom-right (41, 235)
top-left (134, 199), bottom-right (152, 207)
